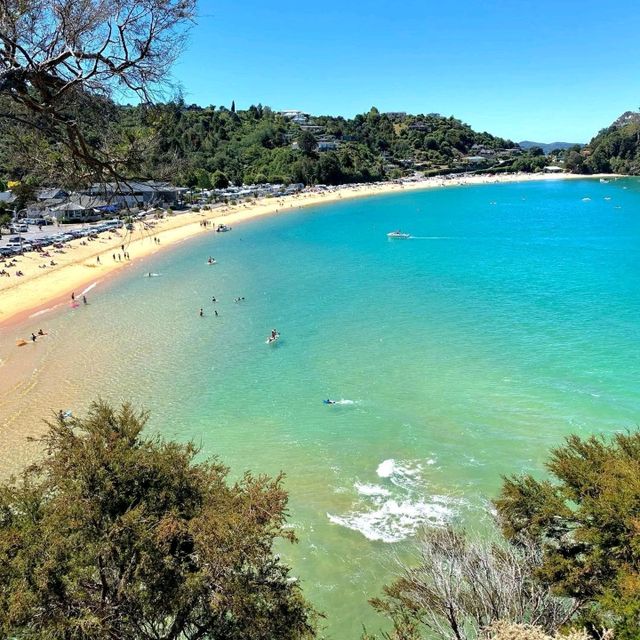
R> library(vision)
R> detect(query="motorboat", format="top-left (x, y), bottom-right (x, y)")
top-left (217, 224), bottom-right (231, 233)
top-left (386, 230), bottom-right (411, 239)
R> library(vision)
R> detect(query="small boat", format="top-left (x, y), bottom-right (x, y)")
top-left (600, 178), bottom-right (609, 184)
top-left (266, 331), bottom-right (280, 345)
top-left (386, 230), bottom-right (411, 239)
top-left (217, 224), bottom-right (231, 233)
top-left (206, 258), bottom-right (217, 265)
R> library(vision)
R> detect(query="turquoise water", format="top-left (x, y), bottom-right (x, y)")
top-left (2, 178), bottom-right (640, 637)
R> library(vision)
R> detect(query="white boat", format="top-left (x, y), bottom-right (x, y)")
top-left (386, 230), bottom-right (411, 239)
top-left (217, 224), bottom-right (231, 233)
top-left (600, 178), bottom-right (609, 183)
top-left (266, 332), bottom-right (280, 345)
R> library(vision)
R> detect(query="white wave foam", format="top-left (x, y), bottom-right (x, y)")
top-left (29, 306), bottom-right (57, 318)
top-left (355, 482), bottom-right (390, 497)
top-left (79, 281), bottom-right (98, 296)
top-left (327, 496), bottom-right (453, 543)
top-left (376, 459), bottom-right (395, 478)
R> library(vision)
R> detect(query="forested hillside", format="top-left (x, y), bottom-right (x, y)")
top-left (566, 111), bottom-right (640, 174)
top-left (1, 101), bottom-right (530, 188)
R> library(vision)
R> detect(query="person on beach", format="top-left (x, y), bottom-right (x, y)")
top-left (31, 333), bottom-right (37, 342)
top-left (83, 295), bottom-right (87, 305)
top-left (96, 256), bottom-right (100, 264)
top-left (199, 308), bottom-right (204, 317)
top-left (71, 292), bottom-right (75, 301)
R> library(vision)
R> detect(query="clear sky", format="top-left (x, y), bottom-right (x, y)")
top-left (172, 0), bottom-right (640, 143)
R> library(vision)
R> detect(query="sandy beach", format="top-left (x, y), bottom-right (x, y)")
top-left (0, 172), bottom-right (615, 329)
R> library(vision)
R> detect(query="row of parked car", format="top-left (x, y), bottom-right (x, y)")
top-left (0, 219), bottom-right (124, 257)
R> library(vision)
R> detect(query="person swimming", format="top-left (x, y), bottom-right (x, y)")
top-left (324, 399), bottom-right (336, 405)
top-left (37, 328), bottom-right (44, 336)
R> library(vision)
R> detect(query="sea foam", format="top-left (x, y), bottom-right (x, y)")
top-left (330, 457), bottom-right (452, 542)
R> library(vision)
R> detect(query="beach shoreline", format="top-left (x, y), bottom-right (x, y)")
top-left (0, 172), bottom-right (619, 330)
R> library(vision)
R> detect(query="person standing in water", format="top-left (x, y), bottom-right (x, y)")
top-left (199, 308), bottom-right (204, 317)
top-left (82, 295), bottom-right (87, 305)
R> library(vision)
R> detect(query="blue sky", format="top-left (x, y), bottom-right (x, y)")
top-left (172, 0), bottom-right (640, 143)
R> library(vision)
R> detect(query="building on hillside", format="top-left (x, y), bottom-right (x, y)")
top-left (464, 155), bottom-right (490, 166)
top-left (543, 165), bottom-right (563, 173)
top-left (317, 140), bottom-right (339, 151)
top-left (279, 110), bottom-right (309, 125)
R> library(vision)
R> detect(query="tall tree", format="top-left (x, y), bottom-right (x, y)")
top-left (0, 401), bottom-right (317, 640)
top-left (297, 130), bottom-right (317, 156)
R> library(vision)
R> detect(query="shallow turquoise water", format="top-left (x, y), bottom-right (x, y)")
top-left (3, 178), bottom-right (640, 637)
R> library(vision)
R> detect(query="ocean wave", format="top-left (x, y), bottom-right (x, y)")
top-left (377, 458), bottom-right (426, 490)
top-left (327, 496), bottom-right (454, 543)
top-left (355, 482), bottom-right (390, 497)
top-left (330, 457), bottom-right (452, 542)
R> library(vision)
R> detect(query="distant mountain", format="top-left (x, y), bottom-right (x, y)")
top-left (518, 141), bottom-right (582, 154)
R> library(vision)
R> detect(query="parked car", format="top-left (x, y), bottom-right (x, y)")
top-left (9, 224), bottom-right (28, 233)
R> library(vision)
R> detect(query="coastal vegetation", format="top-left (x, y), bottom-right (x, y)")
top-left (0, 401), bottom-right (316, 640)
top-left (565, 112), bottom-right (640, 175)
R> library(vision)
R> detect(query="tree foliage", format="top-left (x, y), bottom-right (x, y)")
top-left (0, 401), bottom-right (316, 640)
top-left (0, 0), bottom-right (195, 186)
top-left (496, 432), bottom-right (640, 639)
top-left (0, 102), bottom-right (522, 189)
